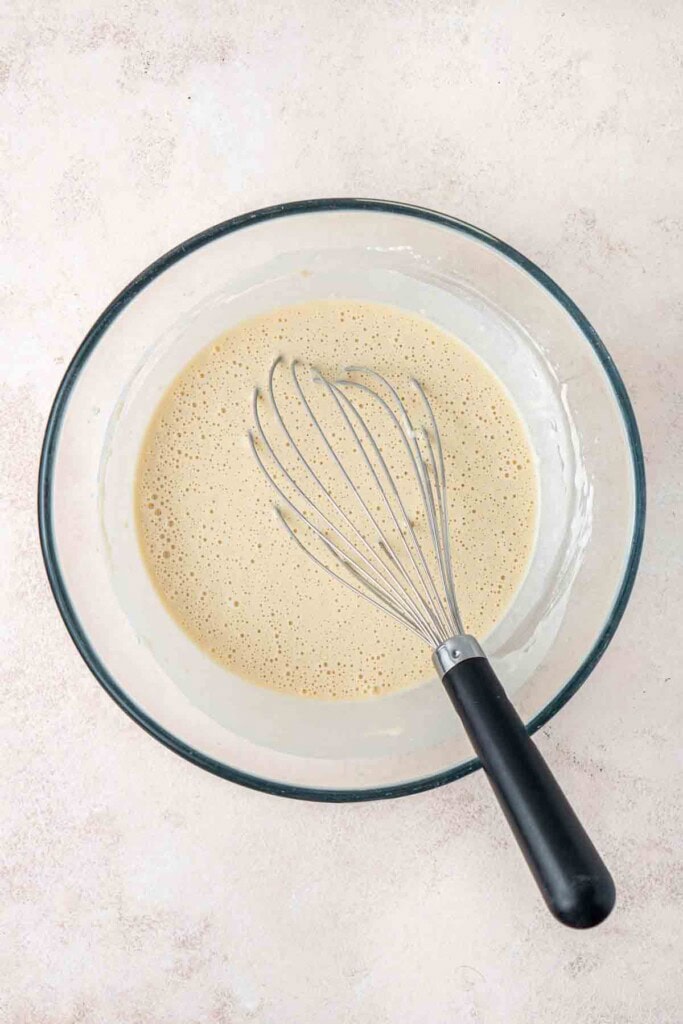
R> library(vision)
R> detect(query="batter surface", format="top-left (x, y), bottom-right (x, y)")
top-left (135, 301), bottom-right (537, 699)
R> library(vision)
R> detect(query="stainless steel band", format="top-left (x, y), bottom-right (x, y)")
top-left (432, 635), bottom-right (485, 677)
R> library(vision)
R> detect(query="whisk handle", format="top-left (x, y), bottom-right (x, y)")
top-left (441, 656), bottom-right (615, 929)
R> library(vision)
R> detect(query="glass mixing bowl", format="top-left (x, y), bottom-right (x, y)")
top-left (38, 199), bottom-right (645, 800)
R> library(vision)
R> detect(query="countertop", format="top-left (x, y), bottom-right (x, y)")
top-left (2, 2), bottom-right (681, 1021)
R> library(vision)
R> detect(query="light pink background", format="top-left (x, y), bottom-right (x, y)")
top-left (2, 2), bottom-right (681, 1021)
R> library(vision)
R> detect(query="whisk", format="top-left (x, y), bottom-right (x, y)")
top-left (249, 357), bottom-right (615, 929)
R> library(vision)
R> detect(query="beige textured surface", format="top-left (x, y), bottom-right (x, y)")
top-left (1, 1), bottom-right (681, 1021)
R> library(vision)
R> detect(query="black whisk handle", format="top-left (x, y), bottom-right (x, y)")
top-left (442, 656), bottom-right (615, 928)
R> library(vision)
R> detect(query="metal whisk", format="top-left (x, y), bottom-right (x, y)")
top-left (249, 357), bottom-right (615, 929)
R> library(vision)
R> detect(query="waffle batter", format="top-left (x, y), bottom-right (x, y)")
top-left (135, 301), bottom-right (537, 699)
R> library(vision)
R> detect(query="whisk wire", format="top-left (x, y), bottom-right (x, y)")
top-left (253, 369), bottom-right (440, 640)
top-left (321, 380), bottom-right (448, 642)
top-left (412, 380), bottom-right (463, 634)
top-left (337, 376), bottom-right (457, 638)
top-left (250, 358), bottom-right (464, 647)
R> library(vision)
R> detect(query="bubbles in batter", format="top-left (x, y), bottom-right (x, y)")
top-left (135, 301), bottom-right (537, 699)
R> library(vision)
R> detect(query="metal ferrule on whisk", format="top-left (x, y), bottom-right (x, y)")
top-left (432, 635), bottom-right (484, 676)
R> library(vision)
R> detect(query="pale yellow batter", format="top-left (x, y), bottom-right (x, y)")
top-left (135, 301), bottom-right (537, 699)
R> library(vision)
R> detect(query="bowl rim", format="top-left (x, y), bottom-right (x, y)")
top-left (37, 197), bottom-right (646, 802)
